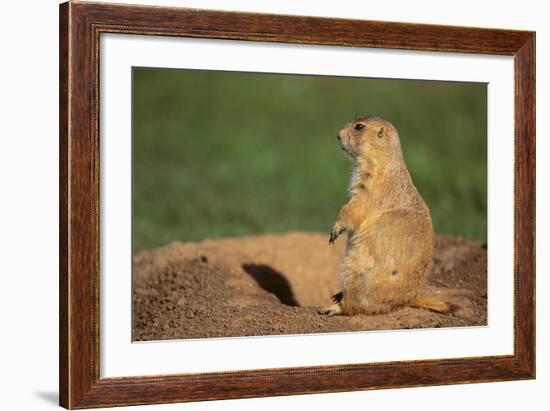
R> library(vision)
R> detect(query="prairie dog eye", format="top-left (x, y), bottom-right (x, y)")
top-left (354, 123), bottom-right (365, 131)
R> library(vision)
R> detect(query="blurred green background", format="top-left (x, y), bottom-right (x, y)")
top-left (132, 68), bottom-right (487, 253)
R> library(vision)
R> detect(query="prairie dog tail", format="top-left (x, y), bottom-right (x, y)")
top-left (409, 295), bottom-right (451, 313)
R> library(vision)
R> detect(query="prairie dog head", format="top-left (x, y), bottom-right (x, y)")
top-left (337, 116), bottom-right (403, 162)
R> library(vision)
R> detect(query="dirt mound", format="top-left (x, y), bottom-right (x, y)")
top-left (133, 233), bottom-right (487, 341)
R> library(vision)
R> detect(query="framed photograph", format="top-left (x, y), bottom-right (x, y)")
top-left (59, 1), bottom-right (535, 408)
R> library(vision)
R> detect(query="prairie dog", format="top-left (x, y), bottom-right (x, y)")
top-left (319, 116), bottom-right (449, 316)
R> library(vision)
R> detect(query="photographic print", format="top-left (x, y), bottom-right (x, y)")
top-left (131, 68), bottom-right (488, 341)
top-left (60, 3), bottom-right (535, 407)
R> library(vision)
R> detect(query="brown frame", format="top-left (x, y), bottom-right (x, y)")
top-left (59, 1), bottom-right (535, 409)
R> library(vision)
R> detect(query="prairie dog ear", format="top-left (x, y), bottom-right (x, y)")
top-left (377, 127), bottom-right (386, 138)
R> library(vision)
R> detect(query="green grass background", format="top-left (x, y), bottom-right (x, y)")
top-left (133, 68), bottom-right (487, 253)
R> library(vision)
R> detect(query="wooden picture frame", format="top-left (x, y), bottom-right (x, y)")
top-left (59, 1), bottom-right (535, 408)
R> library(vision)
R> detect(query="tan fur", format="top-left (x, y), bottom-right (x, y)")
top-left (319, 116), bottom-right (448, 316)
top-left (408, 296), bottom-right (450, 313)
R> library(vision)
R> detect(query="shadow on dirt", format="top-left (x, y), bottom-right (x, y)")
top-left (242, 263), bottom-right (300, 307)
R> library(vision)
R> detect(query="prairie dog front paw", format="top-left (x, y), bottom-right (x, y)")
top-left (329, 223), bottom-right (345, 245)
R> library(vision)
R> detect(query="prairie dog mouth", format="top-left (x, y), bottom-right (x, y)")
top-left (339, 142), bottom-right (348, 153)
top-left (338, 141), bottom-right (353, 158)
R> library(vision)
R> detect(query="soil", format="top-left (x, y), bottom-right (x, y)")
top-left (133, 232), bottom-right (487, 341)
